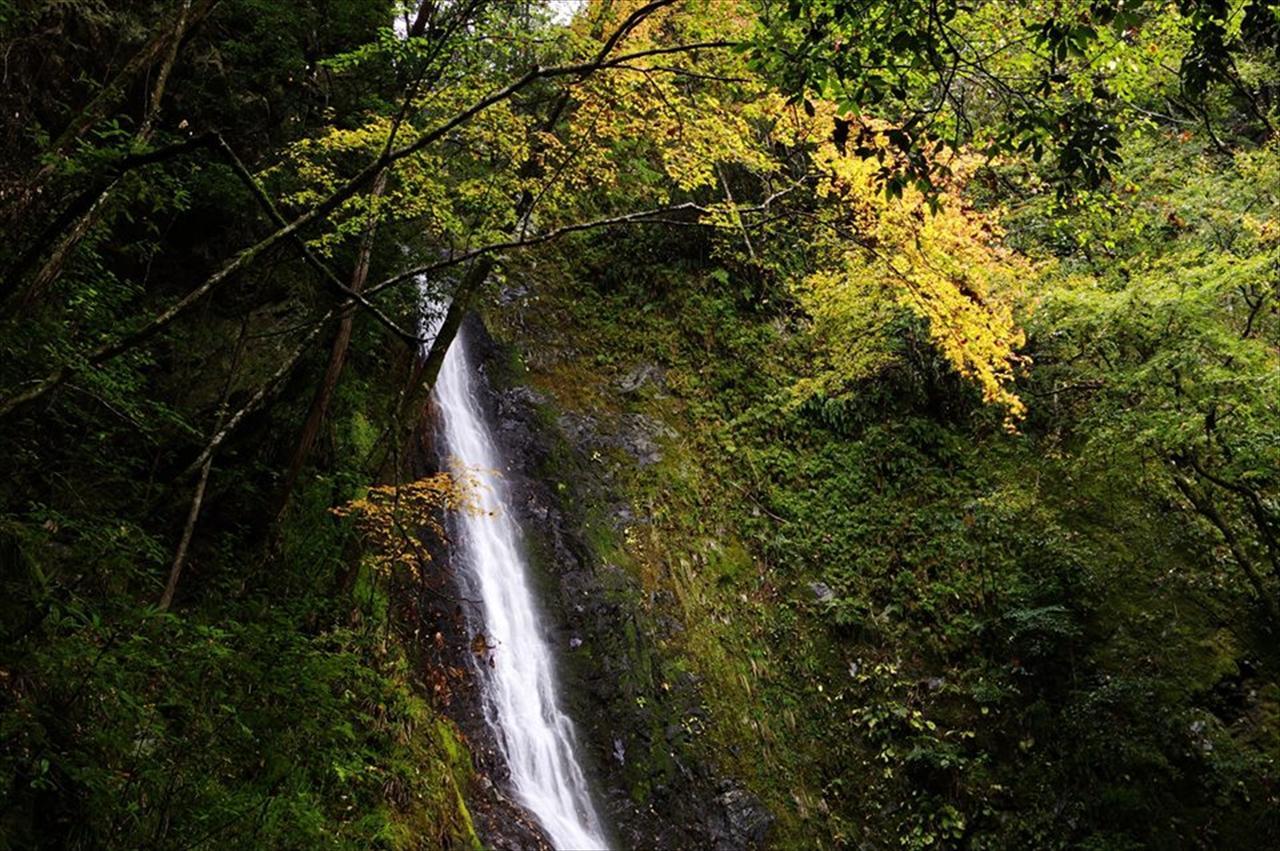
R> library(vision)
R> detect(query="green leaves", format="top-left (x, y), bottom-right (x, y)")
top-left (754, 0), bottom-right (1278, 195)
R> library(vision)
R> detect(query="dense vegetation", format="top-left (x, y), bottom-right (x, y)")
top-left (1, 0), bottom-right (1276, 848)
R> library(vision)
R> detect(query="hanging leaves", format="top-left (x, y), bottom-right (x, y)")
top-left (332, 471), bottom-right (482, 579)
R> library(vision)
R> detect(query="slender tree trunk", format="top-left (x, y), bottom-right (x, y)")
top-left (181, 321), bottom-right (329, 478)
top-left (409, 1), bottom-right (437, 37)
top-left (1174, 472), bottom-right (1279, 622)
top-left (13, 0), bottom-right (203, 309)
top-left (278, 169), bottom-right (390, 515)
top-left (157, 315), bottom-right (328, 610)
top-left (3, 134), bottom-right (217, 296)
top-left (159, 449), bottom-right (216, 611)
top-left (159, 317), bottom-right (247, 611)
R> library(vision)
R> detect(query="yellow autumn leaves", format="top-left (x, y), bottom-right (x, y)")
top-left (333, 472), bottom-right (483, 579)
top-left (272, 0), bottom-right (1032, 423)
top-left (788, 104), bottom-right (1030, 423)
top-left (573, 2), bottom-right (1032, 421)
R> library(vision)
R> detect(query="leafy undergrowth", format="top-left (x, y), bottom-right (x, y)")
top-left (0, 383), bottom-right (482, 850)
top-left (487, 142), bottom-right (1280, 848)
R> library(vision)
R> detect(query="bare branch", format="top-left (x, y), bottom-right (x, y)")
top-left (370, 186), bottom-right (808, 300)
top-left (0, 39), bottom-right (737, 419)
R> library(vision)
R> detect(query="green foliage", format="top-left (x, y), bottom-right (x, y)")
top-left (1013, 131), bottom-right (1280, 616)
top-left (0, 595), bottom-right (478, 848)
top-left (0, 2), bottom-right (482, 847)
top-left (489, 78), bottom-right (1280, 843)
top-left (2, 0), bottom-right (1279, 848)
top-left (753, 0), bottom-right (1279, 194)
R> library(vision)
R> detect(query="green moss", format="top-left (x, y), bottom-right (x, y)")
top-left (481, 196), bottom-right (1280, 848)
top-left (348, 409), bottom-right (377, 460)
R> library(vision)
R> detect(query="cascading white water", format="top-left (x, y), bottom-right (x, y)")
top-left (430, 317), bottom-right (609, 851)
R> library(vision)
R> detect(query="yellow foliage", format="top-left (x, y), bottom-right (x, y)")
top-left (273, 0), bottom-right (1029, 424)
top-left (332, 473), bottom-right (482, 580)
top-left (569, 2), bottom-right (1030, 422)
top-left (531, 0), bottom-right (770, 218)
top-left (791, 104), bottom-right (1030, 423)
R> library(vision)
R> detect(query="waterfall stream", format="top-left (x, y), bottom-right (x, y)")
top-left (431, 320), bottom-right (609, 850)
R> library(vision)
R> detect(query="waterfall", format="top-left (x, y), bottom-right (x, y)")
top-left (429, 315), bottom-right (609, 850)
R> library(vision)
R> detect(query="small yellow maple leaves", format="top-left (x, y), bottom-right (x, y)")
top-left (575, 1), bottom-right (1031, 422)
top-left (789, 102), bottom-right (1030, 423)
top-left (332, 472), bottom-right (482, 579)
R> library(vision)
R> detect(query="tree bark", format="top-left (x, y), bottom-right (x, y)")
top-left (1173, 471), bottom-right (1279, 622)
top-left (159, 317), bottom-right (247, 611)
top-left (159, 448), bottom-right (216, 611)
top-left (13, 0), bottom-right (204, 309)
top-left (278, 169), bottom-right (390, 515)
top-left (181, 320), bottom-right (329, 478)
top-left (157, 315), bottom-right (327, 610)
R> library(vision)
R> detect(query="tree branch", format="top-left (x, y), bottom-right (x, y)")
top-left (0, 39), bottom-right (736, 420)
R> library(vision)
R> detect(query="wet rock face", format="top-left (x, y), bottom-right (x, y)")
top-left (457, 316), bottom-right (774, 850)
top-left (401, 521), bottom-right (548, 841)
top-left (470, 780), bottom-right (556, 851)
top-left (709, 786), bottom-right (774, 851)
top-left (808, 581), bottom-right (835, 603)
top-left (402, 532), bottom-right (554, 851)
top-left (554, 410), bottom-right (676, 468)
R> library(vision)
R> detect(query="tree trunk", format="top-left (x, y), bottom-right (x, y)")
top-left (1174, 472), bottom-right (1279, 622)
top-left (278, 169), bottom-right (390, 515)
top-left (11, 0), bottom-right (205, 309)
top-left (159, 317), bottom-right (247, 611)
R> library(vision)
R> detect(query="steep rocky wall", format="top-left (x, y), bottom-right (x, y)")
top-left (439, 315), bottom-right (772, 849)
